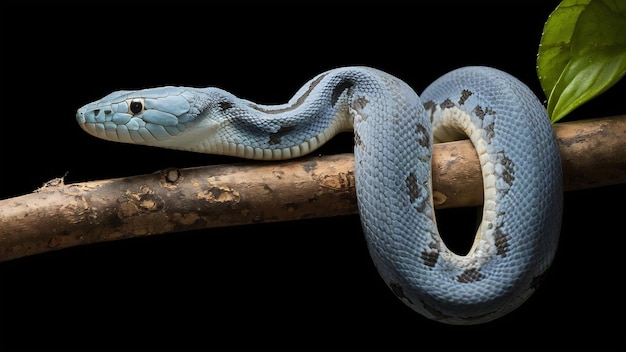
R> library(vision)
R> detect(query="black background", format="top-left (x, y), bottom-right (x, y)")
top-left (2, 3), bottom-right (625, 350)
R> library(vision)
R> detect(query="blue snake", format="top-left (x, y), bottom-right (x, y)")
top-left (76, 66), bottom-right (563, 324)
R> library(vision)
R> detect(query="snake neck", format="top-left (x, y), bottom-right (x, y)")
top-left (170, 67), bottom-right (407, 160)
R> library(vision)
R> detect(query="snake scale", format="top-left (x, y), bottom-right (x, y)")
top-left (76, 66), bottom-right (563, 324)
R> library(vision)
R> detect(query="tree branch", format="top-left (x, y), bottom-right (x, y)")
top-left (1, 115), bottom-right (624, 262)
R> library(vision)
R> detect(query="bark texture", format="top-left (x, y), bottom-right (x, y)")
top-left (0, 115), bottom-right (624, 262)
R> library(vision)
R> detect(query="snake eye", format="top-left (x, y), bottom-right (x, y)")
top-left (128, 98), bottom-right (145, 115)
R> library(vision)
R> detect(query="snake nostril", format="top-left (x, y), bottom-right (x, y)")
top-left (93, 109), bottom-right (100, 115)
top-left (104, 109), bottom-right (112, 114)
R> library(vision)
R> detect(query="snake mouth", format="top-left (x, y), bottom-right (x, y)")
top-left (76, 104), bottom-right (162, 145)
top-left (76, 100), bottom-right (197, 147)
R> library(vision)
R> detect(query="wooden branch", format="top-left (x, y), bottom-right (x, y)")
top-left (1, 115), bottom-right (624, 262)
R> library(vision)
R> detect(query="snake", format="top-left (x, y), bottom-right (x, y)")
top-left (76, 66), bottom-right (563, 324)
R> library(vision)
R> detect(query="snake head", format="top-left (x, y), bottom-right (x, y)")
top-left (76, 86), bottom-right (221, 150)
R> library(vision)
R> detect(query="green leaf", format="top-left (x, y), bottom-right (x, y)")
top-left (537, 0), bottom-right (626, 123)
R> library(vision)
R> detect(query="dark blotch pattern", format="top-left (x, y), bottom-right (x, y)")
top-left (473, 105), bottom-right (485, 120)
top-left (421, 250), bottom-right (439, 268)
top-left (421, 237), bottom-right (440, 267)
top-left (406, 173), bottom-right (429, 213)
top-left (249, 74), bottom-right (327, 114)
top-left (459, 89), bottom-right (473, 105)
top-left (472, 105), bottom-right (495, 120)
top-left (457, 268), bottom-right (485, 283)
top-left (493, 227), bottom-right (509, 256)
top-left (415, 123), bottom-right (430, 148)
top-left (423, 100), bottom-right (436, 122)
top-left (268, 126), bottom-right (295, 145)
top-left (331, 79), bottom-right (354, 107)
top-left (500, 153), bottom-right (515, 187)
top-left (218, 101), bottom-right (233, 111)
top-left (423, 100), bottom-right (436, 113)
top-left (440, 99), bottom-right (455, 109)
top-left (530, 269), bottom-right (549, 290)
top-left (405, 173), bottom-right (420, 203)
top-left (389, 281), bottom-right (413, 304)
top-left (421, 300), bottom-right (448, 320)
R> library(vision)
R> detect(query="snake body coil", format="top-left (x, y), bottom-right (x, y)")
top-left (77, 66), bottom-right (562, 324)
